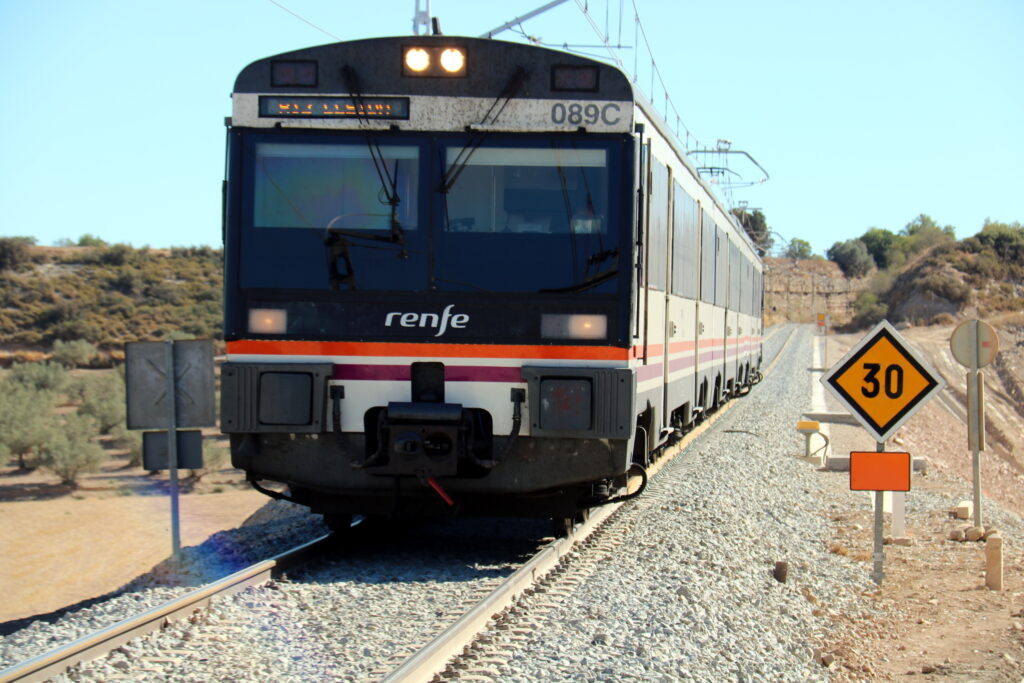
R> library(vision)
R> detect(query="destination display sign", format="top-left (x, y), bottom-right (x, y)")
top-left (259, 96), bottom-right (410, 119)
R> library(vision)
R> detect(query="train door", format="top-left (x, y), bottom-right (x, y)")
top-left (713, 224), bottom-right (729, 405)
top-left (696, 207), bottom-right (716, 412)
top-left (659, 165), bottom-right (673, 434)
top-left (726, 238), bottom-right (741, 391)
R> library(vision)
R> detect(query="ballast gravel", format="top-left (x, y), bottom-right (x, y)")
top-left (4, 324), bottom-right (1014, 681)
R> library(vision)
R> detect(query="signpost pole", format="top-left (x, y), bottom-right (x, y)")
top-left (967, 321), bottom-right (983, 528)
top-left (164, 341), bottom-right (181, 562)
top-left (871, 440), bottom-right (886, 585)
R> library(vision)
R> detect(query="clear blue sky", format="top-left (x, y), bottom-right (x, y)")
top-left (1, 0), bottom-right (1021, 257)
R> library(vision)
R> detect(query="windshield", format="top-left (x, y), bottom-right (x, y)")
top-left (254, 142), bottom-right (419, 231)
top-left (239, 134), bottom-right (623, 294)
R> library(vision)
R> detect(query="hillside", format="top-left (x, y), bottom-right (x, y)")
top-left (0, 243), bottom-right (221, 358)
top-left (768, 221), bottom-right (1024, 330)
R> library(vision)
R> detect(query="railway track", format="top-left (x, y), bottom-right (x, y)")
top-left (2, 327), bottom-right (798, 682)
top-left (381, 325), bottom-right (799, 682)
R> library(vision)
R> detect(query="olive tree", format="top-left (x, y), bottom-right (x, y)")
top-left (38, 413), bottom-right (107, 487)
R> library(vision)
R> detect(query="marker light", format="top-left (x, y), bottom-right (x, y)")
top-left (540, 314), bottom-right (607, 340)
top-left (249, 308), bottom-right (287, 334)
top-left (404, 48), bottom-right (430, 72)
top-left (439, 48), bottom-right (465, 73)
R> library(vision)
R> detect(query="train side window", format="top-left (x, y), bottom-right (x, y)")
top-left (729, 241), bottom-right (742, 311)
top-left (699, 209), bottom-right (715, 304)
top-left (647, 158), bottom-right (669, 290)
top-left (671, 182), bottom-right (698, 299)
top-left (714, 226), bottom-right (728, 308)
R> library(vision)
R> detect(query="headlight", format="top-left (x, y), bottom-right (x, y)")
top-left (403, 46), bottom-right (466, 76)
top-left (248, 308), bottom-right (287, 334)
top-left (404, 48), bottom-right (430, 72)
top-left (540, 314), bottom-right (607, 340)
top-left (439, 48), bottom-right (465, 73)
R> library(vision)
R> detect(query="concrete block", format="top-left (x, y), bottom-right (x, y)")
top-left (986, 533), bottom-right (1003, 591)
top-left (954, 501), bottom-right (973, 520)
top-left (912, 456), bottom-right (928, 473)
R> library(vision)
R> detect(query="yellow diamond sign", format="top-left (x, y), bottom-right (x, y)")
top-left (821, 320), bottom-right (945, 442)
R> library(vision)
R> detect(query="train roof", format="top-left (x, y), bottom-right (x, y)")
top-left (233, 35), bottom-right (633, 102)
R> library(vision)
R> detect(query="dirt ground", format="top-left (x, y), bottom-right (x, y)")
top-left (0, 460), bottom-right (267, 623)
top-left (817, 320), bottom-right (1024, 680)
top-left (0, 321), bottom-right (1022, 681)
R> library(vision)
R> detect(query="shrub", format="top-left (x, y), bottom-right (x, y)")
top-left (187, 438), bottom-right (229, 481)
top-left (827, 239), bottom-right (875, 278)
top-left (109, 424), bottom-right (143, 467)
top-left (852, 292), bottom-right (888, 329)
top-left (108, 268), bottom-right (142, 295)
top-left (974, 220), bottom-right (1024, 264)
top-left (8, 361), bottom-right (69, 393)
top-left (0, 383), bottom-right (58, 469)
top-left (918, 274), bottom-right (972, 305)
top-left (0, 238), bottom-right (32, 272)
top-left (38, 413), bottom-right (107, 487)
top-left (98, 244), bottom-right (135, 267)
top-left (77, 370), bottom-right (126, 434)
top-left (52, 339), bottom-right (98, 368)
top-left (76, 234), bottom-right (107, 247)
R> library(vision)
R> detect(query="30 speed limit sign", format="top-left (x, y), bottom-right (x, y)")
top-left (821, 320), bottom-right (945, 442)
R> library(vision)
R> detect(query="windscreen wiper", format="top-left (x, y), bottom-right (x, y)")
top-left (341, 65), bottom-right (407, 253)
top-left (439, 66), bottom-right (528, 194)
top-left (537, 267), bottom-right (618, 294)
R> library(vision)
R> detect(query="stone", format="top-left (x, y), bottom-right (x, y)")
top-left (954, 501), bottom-right (973, 519)
top-left (983, 527), bottom-right (1001, 540)
top-left (965, 526), bottom-right (985, 542)
top-left (948, 528), bottom-right (966, 542)
top-left (893, 537), bottom-right (915, 547)
top-left (773, 561), bottom-right (789, 583)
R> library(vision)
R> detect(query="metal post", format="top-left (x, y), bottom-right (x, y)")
top-left (164, 341), bottom-right (181, 562)
top-left (967, 320), bottom-right (983, 529)
top-left (871, 440), bottom-right (885, 585)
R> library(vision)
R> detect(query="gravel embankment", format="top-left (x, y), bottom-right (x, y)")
top-left (9, 325), bottom-right (999, 681)
top-left (479, 325), bottom-right (887, 682)
top-left (51, 515), bottom-right (546, 681)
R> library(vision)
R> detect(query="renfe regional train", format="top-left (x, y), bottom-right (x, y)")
top-left (221, 35), bottom-right (764, 528)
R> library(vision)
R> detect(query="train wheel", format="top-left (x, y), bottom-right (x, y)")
top-left (552, 516), bottom-right (574, 537)
top-left (552, 508), bottom-right (589, 537)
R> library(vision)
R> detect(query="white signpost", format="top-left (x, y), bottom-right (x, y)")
top-left (949, 319), bottom-right (999, 528)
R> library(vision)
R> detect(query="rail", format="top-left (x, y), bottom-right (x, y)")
top-left (0, 534), bottom-right (334, 683)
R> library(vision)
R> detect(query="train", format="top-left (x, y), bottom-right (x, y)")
top-left (220, 34), bottom-right (764, 529)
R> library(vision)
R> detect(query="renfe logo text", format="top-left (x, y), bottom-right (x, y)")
top-left (385, 304), bottom-right (469, 337)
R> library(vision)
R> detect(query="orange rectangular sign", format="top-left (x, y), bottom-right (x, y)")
top-left (849, 451), bottom-right (911, 492)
